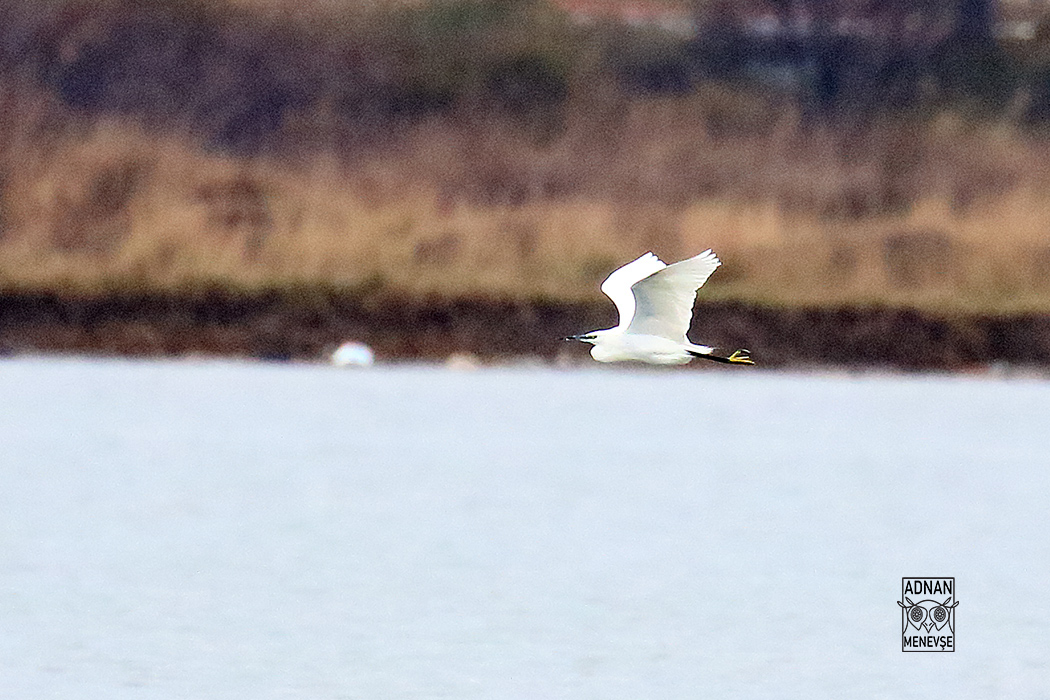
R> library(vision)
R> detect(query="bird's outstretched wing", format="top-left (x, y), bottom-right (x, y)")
top-left (600, 252), bottom-right (667, 328)
top-left (626, 249), bottom-right (721, 341)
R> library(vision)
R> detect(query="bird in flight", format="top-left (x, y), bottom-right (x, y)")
top-left (564, 250), bottom-right (753, 366)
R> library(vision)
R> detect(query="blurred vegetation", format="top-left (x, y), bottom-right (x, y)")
top-left (12, 0), bottom-right (1050, 152)
top-left (3, 0), bottom-right (1050, 313)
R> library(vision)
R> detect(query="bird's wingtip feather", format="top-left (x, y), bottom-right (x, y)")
top-left (694, 249), bottom-right (721, 266)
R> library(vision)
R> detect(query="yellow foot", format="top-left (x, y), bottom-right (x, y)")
top-left (727, 349), bottom-right (755, 365)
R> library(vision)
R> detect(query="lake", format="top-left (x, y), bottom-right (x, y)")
top-left (1, 358), bottom-right (1048, 698)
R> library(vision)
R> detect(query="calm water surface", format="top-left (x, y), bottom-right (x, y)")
top-left (1, 358), bottom-right (1048, 699)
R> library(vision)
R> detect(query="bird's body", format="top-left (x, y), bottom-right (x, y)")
top-left (565, 250), bottom-right (753, 366)
top-left (585, 331), bottom-right (705, 365)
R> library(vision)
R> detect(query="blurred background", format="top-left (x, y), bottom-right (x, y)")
top-left (4, 5), bottom-right (1050, 698)
top-left (3, 0), bottom-right (1050, 367)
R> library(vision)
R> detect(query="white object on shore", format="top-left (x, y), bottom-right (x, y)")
top-left (445, 353), bottom-right (480, 371)
top-left (564, 250), bottom-right (754, 366)
top-left (330, 341), bottom-right (375, 367)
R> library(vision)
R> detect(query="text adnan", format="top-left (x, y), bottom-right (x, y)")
top-left (903, 579), bottom-right (953, 597)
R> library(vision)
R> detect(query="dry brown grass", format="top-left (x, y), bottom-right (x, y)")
top-left (4, 79), bottom-right (1050, 315)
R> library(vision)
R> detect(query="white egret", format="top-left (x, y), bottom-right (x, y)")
top-left (564, 250), bottom-right (753, 366)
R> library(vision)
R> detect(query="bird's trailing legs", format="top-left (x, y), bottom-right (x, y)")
top-left (688, 348), bottom-right (755, 365)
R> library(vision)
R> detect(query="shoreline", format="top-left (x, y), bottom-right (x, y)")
top-left (3, 291), bottom-right (1050, 371)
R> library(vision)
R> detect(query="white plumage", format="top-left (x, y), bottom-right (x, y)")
top-left (566, 250), bottom-right (753, 366)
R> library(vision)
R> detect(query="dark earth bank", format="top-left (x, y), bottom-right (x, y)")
top-left (2, 290), bottom-right (1050, 371)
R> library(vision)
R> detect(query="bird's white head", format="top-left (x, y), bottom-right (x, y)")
top-left (562, 328), bottom-right (613, 346)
